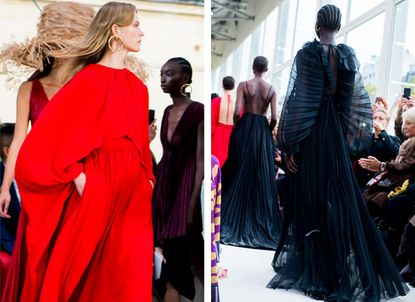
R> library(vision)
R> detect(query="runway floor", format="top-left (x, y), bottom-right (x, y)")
top-left (218, 245), bottom-right (415, 302)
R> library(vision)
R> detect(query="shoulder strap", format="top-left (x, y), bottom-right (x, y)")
top-left (265, 84), bottom-right (273, 103)
top-left (245, 81), bottom-right (254, 112)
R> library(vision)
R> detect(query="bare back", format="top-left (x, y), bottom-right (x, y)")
top-left (241, 78), bottom-right (274, 115)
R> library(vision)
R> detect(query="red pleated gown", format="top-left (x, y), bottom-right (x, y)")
top-left (2, 64), bottom-right (154, 302)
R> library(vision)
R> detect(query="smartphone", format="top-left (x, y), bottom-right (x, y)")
top-left (149, 109), bottom-right (155, 125)
top-left (403, 87), bottom-right (411, 100)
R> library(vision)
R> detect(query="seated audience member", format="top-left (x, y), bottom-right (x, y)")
top-left (359, 107), bottom-right (415, 255)
top-left (354, 110), bottom-right (400, 189)
top-left (394, 95), bottom-right (415, 142)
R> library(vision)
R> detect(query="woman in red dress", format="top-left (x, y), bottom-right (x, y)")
top-left (1, 2), bottom-right (154, 301)
top-left (211, 76), bottom-right (235, 167)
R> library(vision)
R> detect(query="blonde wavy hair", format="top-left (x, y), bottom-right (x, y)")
top-left (53, 2), bottom-right (144, 83)
top-left (0, 2), bottom-right (148, 89)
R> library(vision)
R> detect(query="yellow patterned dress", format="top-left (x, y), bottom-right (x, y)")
top-left (211, 156), bottom-right (221, 302)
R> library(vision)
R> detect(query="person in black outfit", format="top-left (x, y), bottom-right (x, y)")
top-left (267, 5), bottom-right (408, 301)
top-left (0, 123), bottom-right (20, 254)
top-left (354, 109), bottom-right (400, 189)
top-left (220, 56), bottom-right (281, 249)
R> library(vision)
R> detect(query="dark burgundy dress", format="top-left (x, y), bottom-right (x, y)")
top-left (152, 101), bottom-right (204, 300)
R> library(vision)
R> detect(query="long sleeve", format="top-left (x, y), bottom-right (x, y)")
top-left (386, 137), bottom-right (415, 172)
top-left (15, 67), bottom-right (107, 190)
top-left (378, 131), bottom-right (401, 159)
top-left (277, 45), bottom-right (325, 154)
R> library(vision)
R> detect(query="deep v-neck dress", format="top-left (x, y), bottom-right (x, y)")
top-left (152, 101), bottom-right (204, 299)
top-left (29, 79), bottom-right (50, 125)
top-left (153, 101), bottom-right (204, 242)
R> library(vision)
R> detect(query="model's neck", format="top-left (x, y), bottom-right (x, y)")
top-left (99, 50), bottom-right (127, 69)
top-left (319, 31), bottom-right (336, 45)
top-left (171, 96), bottom-right (190, 106)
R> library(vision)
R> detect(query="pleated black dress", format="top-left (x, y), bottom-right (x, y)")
top-left (220, 90), bottom-right (281, 249)
top-left (267, 40), bottom-right (409, 301)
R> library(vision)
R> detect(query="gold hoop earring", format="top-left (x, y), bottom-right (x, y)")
top-left (315, 25), bottom-right (320, 32)
top-left (108, 35), bottom-right (124, 52)
top-left (180, 83), bottom-right (192, 97)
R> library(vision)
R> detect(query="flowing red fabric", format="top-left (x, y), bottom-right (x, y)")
top-left (211, 97), bottom-right (232, 167)
top-left (2, 64), bottom-right (154, 302)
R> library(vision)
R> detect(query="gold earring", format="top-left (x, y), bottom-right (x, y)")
top-left (315, 25), bottom-right (320, 32)
top-left (108, 35), bottom-right (124, 52)
top-left (180, 83), bottom-right (192, 96)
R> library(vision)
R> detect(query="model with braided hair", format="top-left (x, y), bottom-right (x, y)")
top-left (153, 57), bottom-right (204, 302)
top-left (268, 4), bottom-right (408, 301)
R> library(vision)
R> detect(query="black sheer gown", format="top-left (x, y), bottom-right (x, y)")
top-left (267, 40), bottom-right (409, 301)
top-left (220, 85), bottom-right (281, 250)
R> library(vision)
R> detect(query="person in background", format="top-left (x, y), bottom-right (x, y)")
top-left (220, 56), bottom-right (281, 249)
top-left (394, 95), bottom-right (415, 142)
top-left (360, 107), bottom-right (415, 259)
top-left (0, 123), bottom-right (20, 297)
top-left (211, 76), bottom-right (235, 167)
top-left (354, 109), bottom-right (400, 190)
top-left (372, 96), bottom-right (388, 112)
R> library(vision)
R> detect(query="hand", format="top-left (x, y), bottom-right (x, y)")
top-left (149, 179), bottom-right (154, 189)
top-left (0, 190), bottom-right (11, 218)
top-left (373, 121), bottom-right (384, 134)
top-left (358, 156), bottom-right (381, 172)
top-left (149, 119), bottom-right (157, 143)
top-left (275, 149), bottom-right (282, 165)
top-left (154, 246), bottom-right (167, 264)
top-left (285, 153), bottom-right (298, 173)
top-left (218, 267), bottom-right (229, 279)
top-left (398, 96), bottom-right (407, 111)
top-left (73, 172), bottom-right (86, 197)
top-left (406, 96), bottom-right (415, 109)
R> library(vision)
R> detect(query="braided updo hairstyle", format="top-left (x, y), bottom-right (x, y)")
top-left (315, 4), bottom-right (342, 37)
top-left (167, 57), bottom-right (193, 84)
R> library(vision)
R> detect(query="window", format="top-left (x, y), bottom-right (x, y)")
top-left (271, 67), bottom-right (291, 111)
top-left (293, 0), bottom-right (318, 53)
top-left (240, 34), bottom-right (252, 82)
top-left (251, 21), bottom-right (265, 57)
top-left (387, 0), bottom-right (415, 105)
top-left (274, 0), bottom-right (298, 65)
top-left (263, 6), bottom-right (279, 69)
top-left (350, 0), bottom-right (382, 21)
top-left (347, 13), bottom-right (385, 99)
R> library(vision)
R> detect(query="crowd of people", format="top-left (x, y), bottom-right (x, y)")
top-left (0, 2), bottom-right (203, 302)
top-left (212, 4), bottom-right (413, 302)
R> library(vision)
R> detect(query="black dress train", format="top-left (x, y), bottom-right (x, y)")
top-left (267, 40), bottom-right (409, 301)
top-left (220, 113), bottom-right (281, 250)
